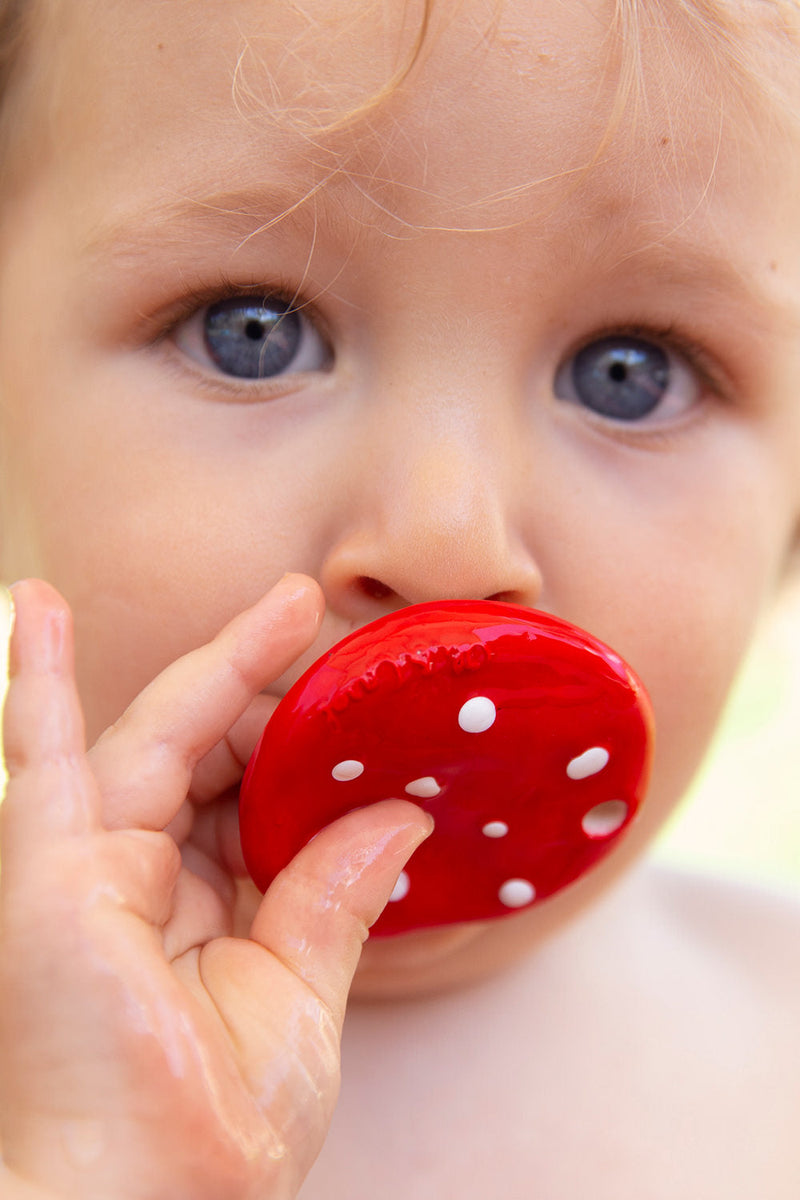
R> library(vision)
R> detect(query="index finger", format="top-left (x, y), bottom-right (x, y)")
top-left (88, 574), bottom-right (323, 831)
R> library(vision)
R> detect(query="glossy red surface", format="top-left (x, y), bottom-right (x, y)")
top-left (239, 601), bottom-right (654, 935)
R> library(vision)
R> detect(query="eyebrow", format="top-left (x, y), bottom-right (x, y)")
top-left (83, 178), bottom-right (337, 263)
top-left (577, 207), bottom-right (800, 336)
top-left (81, 178), bottom-right (800, 339)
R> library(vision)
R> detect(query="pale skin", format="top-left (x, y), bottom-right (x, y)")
top-left (0, 0), bottom-right (799, 1197)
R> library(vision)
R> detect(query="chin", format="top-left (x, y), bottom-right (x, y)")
top-left (350, 921), bottom-right (494, 998)
top-left (350, 914), bottom-right (552, 1003)
top-left (350, 836), bottom-right (651, 1002)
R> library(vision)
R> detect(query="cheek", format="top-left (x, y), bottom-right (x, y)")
top-left (64, 481), bottom-right (318, 740)
top-left (0, 389), bottom-right (329, 741)
top-left (589, 520), bottom-right (780, 833)
top-left (537, 430), bottom-right (793, 830)
top-left (638, 609), bottom-right (743, 820)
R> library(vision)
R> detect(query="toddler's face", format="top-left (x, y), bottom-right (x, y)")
top-left (2, 0), bottom-right (799, 981)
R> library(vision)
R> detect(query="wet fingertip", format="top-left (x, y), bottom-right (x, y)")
top-left (379, 802), bottom-right (436, 860)
top-left (421, 809), bottom-right (436, 837)
top-left (346, 798), bottom-right (434, 834)
top-left (403, 804), bottom-right (435, 842)
top-left (274, 575), bottom-right (326, 633)
top-left (267, 571), bottom-right (322, 607)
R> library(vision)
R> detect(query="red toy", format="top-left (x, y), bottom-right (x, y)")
top-left (239, 600), bottom-right (654, 936)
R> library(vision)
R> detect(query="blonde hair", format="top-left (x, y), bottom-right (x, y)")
top-left (610, 0), bottom-right (800, 126)
top-left (0, 0), bottom-right (798, 159)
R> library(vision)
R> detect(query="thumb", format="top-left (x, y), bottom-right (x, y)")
top-left (250, 799), bottom-right (433, 1028)
top-left (191, 802), bottom-right (433, 1191)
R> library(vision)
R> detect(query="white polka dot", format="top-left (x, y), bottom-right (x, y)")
top-left (389, 871), bottom-right (410, 902)
top-left (482, 820), bottom-right (509, 838)
top-left (498, 878), bottom-right (536, 908)
top-left (566, 746), bottom-right (610, 780)
top-left (331, 759), bottom-right (365, 781)
top-left (581, 800), bottom-right (628, 838)
top-left (405, 776), bottom-right (441, 799)
top-left (458, 696), bottom-right (496, 733)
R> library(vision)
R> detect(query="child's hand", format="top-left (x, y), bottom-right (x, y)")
top-left (0, 577), bottom-right (432, 1200)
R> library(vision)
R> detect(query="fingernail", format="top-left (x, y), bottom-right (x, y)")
top-left (271, 572), bottom-right (302, 597)
top-left (41, 607), bottom-right (70, 672)
top-left (6, 582), bottom-right (69, 674)
top-left (1, 584), bottom-right (15, 642)
top-left (1, 586), bottom-right (13, 697)
top-left (271, 573), bottom-right (323, 623)
top-left (386, 808), bottom-right (435, 862)
top-left (407, 809), bottom-right (436, 845)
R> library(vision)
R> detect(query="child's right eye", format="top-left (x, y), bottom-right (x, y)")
top-left (172, 294), bottom-right (332, 380)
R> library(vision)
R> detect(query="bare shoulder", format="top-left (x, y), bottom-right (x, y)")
top-left (572, 863), bottom-right (800, 1196)
top-left (626, 862), bottom-right (800, 1129)
top-left (643, 860), bottom-right (800, 994)
top-left (305, 865), bottom-right (799, 1200)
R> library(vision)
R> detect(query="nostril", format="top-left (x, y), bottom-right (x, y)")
top-left (355, 580), bottom-right (526, 607)
top-left (487, 590), bottom-right (524, 606)
top-left (356, 576), bottom-right (396, 602)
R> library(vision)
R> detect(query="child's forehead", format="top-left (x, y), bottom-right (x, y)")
top-left (28, 0), bottom-right (799, 99)
top-left (19, 0), bottom-right (797, 203)
top-left (9, 0), bottom-right (800, 276)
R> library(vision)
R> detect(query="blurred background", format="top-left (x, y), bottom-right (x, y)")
top-left (655, 579), bottom-right (800, 892)
top-left (1, 584), bottom-right (798, 891)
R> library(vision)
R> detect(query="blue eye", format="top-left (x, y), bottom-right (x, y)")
top-left (173, 294), bottom-right (331, 381)
top-left (555, 334), bottom-right (699, 423)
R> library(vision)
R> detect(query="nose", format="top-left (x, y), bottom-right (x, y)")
top-left (321, 421), bottom-right (543, 620)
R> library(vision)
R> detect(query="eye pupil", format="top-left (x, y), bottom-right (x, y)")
top-left (245, 319), bottom-right (265, 341)
top-left (203, 297), bottom-right (302, 379)
top-left (569, 336), bottom-right (670, 421)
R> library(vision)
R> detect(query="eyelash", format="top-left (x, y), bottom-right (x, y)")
top-left (149, 279), bottom-right (732, 422)
top-left (153, 274), bottom-right (320, 339)
top-left (141, 273), bottom-right (334, 398)
top-left (570, 321), bottom-right (729, 399)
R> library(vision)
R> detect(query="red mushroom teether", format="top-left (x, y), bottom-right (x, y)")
top-left (239, 600), bottom-right (654, 936)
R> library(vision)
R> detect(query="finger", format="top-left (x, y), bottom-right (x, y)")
top-left (88, 574), bottom-right (323, 832)
top-left (160, 842), bottom-right (237, 960)
top-left (191, 800), bottom-right (433, 1144)
top-left (0, 1163), bottom-right (71, 1199)
top-left (250, 799), bottom-right (434, 1030)
top-left (186, 691), bottom-right (280, 807)
top-left (160, 692), bottom-right (280, 857)
top-left (2, 580), bottom-right (100, 854)
top-left (184, 792), bottom-right (247, 877)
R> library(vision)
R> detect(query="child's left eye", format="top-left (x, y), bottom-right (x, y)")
top-left (172, 295), bottom-right (332, 380)
top-left (554, 333), bottom-right (701, 423)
